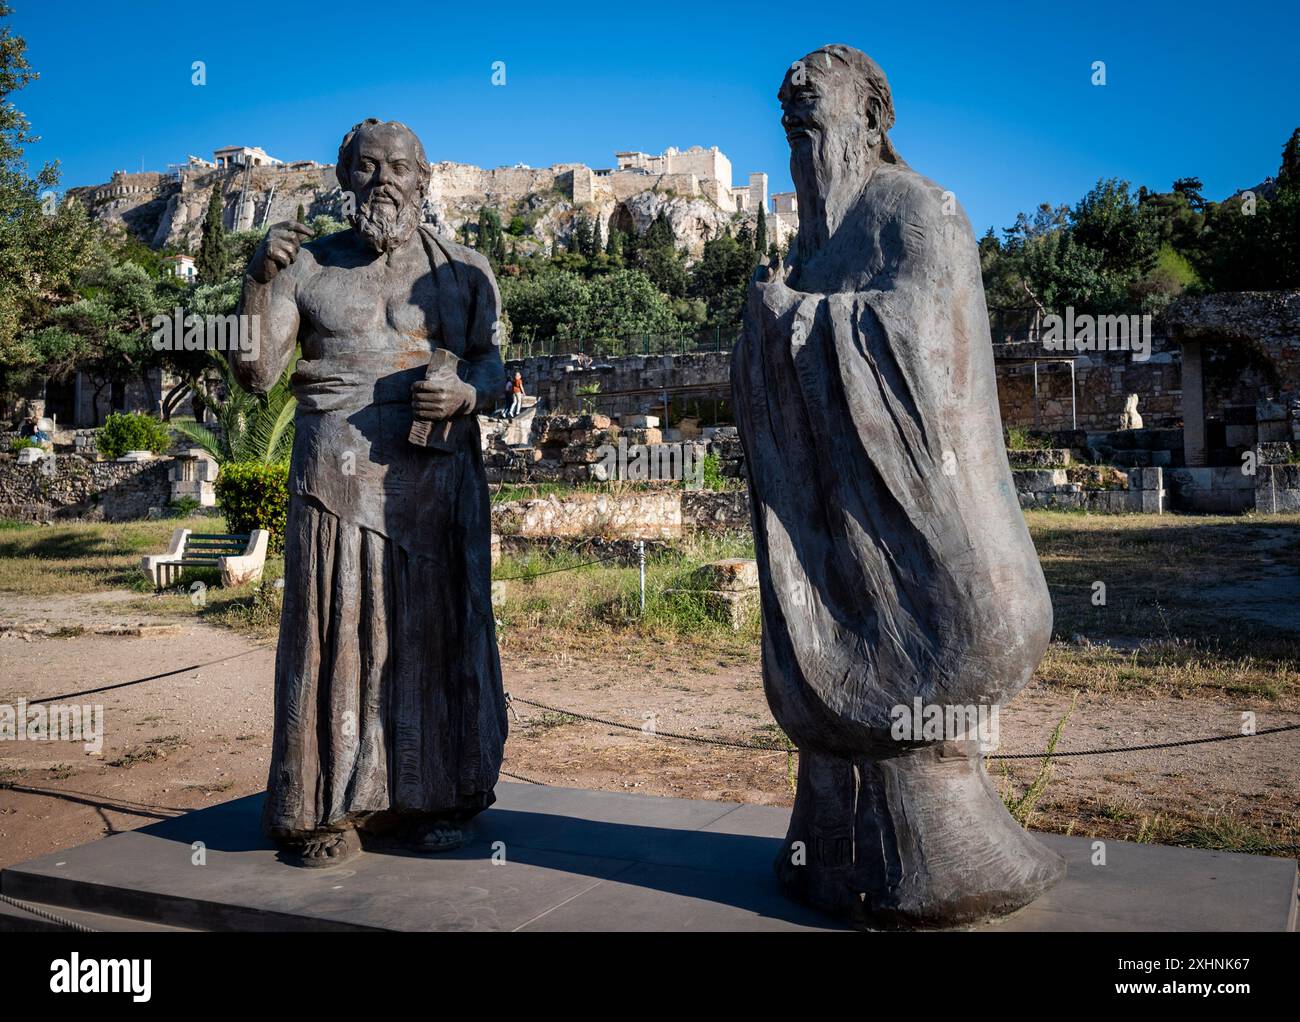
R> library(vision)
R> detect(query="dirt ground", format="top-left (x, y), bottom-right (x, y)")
top-left (2, 586), bottom-right (1297, 869)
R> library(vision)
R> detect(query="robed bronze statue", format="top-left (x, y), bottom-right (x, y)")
top-left (732, 47), bottom-right (1066, 927)
top-left (232, 119), bottom-right (507, 867)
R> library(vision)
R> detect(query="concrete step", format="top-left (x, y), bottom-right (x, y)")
top-left (2, 784), bottom-right (1295, 931)
top-left (0, 894), bottom-right (197, 932)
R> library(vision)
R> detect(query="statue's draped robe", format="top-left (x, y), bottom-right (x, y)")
top-left (732, 164), bottom-right (1052, 758)
top-left (263, 228), bottom-right (507, 838)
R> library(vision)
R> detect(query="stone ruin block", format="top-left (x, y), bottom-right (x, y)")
top-left (621, 427), bottom-right (663, 445)
top-left (620, 414), bottom-right (660, 428)
top-left (707, 437), bottom-right (745, 460)
top-left (1049, 429), bottom-right (1088, 449)
top-left (1005, 448), bottom-right (1071, 468)
top-left (693, 557), bottom-right (760, 591)
top-left (561, 443), bottom-right (603, 464)
top-left (669, 557), bottom-right (761, 630)
top-left (1012, 469), bottom-right (1069, 490)
top-left (530, 459), bottom-right (565, 482)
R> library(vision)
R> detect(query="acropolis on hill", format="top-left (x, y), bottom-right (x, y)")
top-left (71, 142), bottom-right (800, 259)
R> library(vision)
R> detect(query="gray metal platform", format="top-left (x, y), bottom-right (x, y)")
top-left (2, 783), bottom-right (1295, 931)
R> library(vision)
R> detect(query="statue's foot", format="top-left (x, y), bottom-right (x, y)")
top-left (283, 830), bottom-right (360, 869)
top-left (777, 745), bottom-right (1065, 929)
top-left (410, 822), bottom-right (465, 854)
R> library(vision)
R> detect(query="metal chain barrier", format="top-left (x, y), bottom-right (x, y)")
top-left (0, 892), bottom-right (98, 933)
top-left (506, 693), bottom-right (791, 752)
top-left (986, 722), bottom-right (1300, 759)
top-left (505, 693), bottom-right (1298, 760)
top-left (493, 552), bottom-right (626, 581)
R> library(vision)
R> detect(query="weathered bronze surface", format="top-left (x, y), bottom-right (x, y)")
top-left (233, 119), bottom-right (506, 866)
top-left (732, 47), bottom-right (1065, 927)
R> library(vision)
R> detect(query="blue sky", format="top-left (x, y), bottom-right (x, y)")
top-left (13, 0), bottom-right (1299, 234)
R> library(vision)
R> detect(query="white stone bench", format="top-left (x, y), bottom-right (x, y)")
top-left (141, 528), bottom-right (270, 588)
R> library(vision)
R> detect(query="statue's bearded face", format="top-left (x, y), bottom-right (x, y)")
top-left (779, 63), bottom-right (875, 196)
top-left (346, 126), bottom-right (426, 253)
top-left (780, 67), bottom-right (828, 176)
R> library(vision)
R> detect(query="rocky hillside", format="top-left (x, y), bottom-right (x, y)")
top-left (70, 157), bottom-right (785, 261)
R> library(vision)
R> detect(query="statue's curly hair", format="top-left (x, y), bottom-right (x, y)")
top-left (335, 118), bottom-right (432, 192)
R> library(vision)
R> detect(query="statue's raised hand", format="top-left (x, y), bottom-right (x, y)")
top-left (249, 221), bottom-right (313, 284)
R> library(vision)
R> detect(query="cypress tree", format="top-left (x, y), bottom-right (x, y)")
top-left (572, 216), bottom-right (591, 260)
top-left (755, 206), bottom-right (768, 254)
top-left (197, 187), bottom-right (227, 284)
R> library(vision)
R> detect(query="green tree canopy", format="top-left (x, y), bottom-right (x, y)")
top-left (0, 4), bottom-right (98, 407)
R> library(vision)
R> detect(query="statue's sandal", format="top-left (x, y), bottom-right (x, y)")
top-left (287, 831), bottom-right (361, 869)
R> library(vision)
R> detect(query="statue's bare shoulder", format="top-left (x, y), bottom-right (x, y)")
top-left (297, 229), bottom-right (362, 273)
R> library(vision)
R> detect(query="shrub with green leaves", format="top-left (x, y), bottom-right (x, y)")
top-left (699, 452), bottom-right (726, 491)
top-left (96, 412), bottom-right (172, 459)
top-left (214, 461), bottom-right (290, 552)
top-left (9, 437), bottom-right (39, 453)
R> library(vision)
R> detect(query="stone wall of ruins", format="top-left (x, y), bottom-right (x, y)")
top-left (996, 347), bottom-right (1184, 431)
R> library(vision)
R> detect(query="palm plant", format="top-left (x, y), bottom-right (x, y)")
top-left (172, 352), bottom-right (296, 465)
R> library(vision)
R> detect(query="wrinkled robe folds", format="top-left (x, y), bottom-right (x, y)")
top-left (262, 228), bottom-right (506, 839)
top-left (732, 164), bottom-right (1052, 758)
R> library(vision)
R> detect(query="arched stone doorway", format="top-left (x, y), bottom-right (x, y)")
top-left (1167, 293), bottom-right (1300, 467)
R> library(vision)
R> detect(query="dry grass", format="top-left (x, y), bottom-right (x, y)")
top-left (493, 532), bottom-right (760, 644)
top-left (0, 516), bottom-right (222, 595)
top-left (1010, 790), bottom-right (1300, 854)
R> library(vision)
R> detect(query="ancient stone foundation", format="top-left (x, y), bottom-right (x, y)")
top-left (0, 454), bottom-right (173, 521)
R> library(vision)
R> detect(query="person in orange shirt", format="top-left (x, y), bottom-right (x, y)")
top-left (508, 371), bottom-right (525, 417)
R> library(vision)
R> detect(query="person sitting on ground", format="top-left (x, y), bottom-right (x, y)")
top-left (20, 413), bottom-right (51, 444)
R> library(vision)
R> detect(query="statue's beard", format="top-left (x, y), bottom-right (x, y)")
top-left (351, 191), bottom-right (421, 253)
top-left (790, 127), bottom-right (872, 258)
top-left (790, 142), bottom-right (821, 213)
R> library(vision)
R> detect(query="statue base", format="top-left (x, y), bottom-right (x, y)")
top-left (4, 783), bottom-right (1295, 931)
top-left (775, 744), bottom-right (1066, 929)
